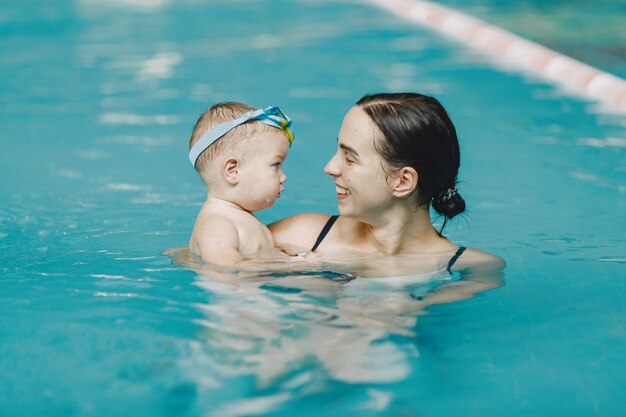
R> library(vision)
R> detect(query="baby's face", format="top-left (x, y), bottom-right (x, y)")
top-left (237, 129), bottom-right (290, 212)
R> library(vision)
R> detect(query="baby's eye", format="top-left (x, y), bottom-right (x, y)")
top-left (272, 162), bottom-right (282, 171)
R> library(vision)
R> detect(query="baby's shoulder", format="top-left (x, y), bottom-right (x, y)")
top-left (193, 211), bottom-right (239, 240)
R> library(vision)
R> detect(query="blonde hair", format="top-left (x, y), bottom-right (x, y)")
top-left (189, 101), bottom-right (273, 175)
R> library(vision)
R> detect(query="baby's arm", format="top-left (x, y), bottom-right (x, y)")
top-left (193, 217), bottom-right (313, 271)
top-left (194, 217), bottom-right (244, 266)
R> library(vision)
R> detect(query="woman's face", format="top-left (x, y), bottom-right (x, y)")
top-left (324, 106), bottom-right (395, 223)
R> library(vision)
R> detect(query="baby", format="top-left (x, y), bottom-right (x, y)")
top-left (188, 102), bottom-right (294, 266)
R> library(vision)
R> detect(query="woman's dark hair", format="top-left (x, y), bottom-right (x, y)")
top-left (356, 92), bottom-right (465, 224)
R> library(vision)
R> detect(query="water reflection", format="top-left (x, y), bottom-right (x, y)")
top-left (575, 137), bottom-right (626, 148)
top-left (166, 247), bottom-right (504, 413)
top-left (78, 0), bottom-right (169, 12)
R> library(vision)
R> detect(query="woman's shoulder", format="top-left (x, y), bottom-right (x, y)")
top-left (455, 246), bottom-right (506, 271)
top-left (268, 213), bottom-right (337, 253)
top-left (268, 212), bottom-right (334, 232)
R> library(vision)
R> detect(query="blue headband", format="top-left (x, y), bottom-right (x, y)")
top-left (189, 106), bottom-right (294, 167)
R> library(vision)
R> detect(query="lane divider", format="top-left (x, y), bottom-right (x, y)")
top-left (365, 0), bottom-right (626, 114)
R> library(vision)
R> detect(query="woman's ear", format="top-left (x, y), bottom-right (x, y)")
top-left (223, 158), bottom-right (240, 185)
top-left (392, 167), bottom-right (418, 198)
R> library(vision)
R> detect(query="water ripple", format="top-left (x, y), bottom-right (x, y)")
top-left (576, 137), bottom-right (626, 148)
top-left (98, 112), bottom-right (179, 126)
top-left (596, 257), bottom-right (626, 264)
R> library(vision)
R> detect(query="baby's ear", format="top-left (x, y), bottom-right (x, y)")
top-left (223, 158), bottom-right (240, 184)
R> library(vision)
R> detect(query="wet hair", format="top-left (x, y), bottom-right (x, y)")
top-left (189, 101), bottom-right (273, 176)
top-left (356, 92), bottom-right (466, 225)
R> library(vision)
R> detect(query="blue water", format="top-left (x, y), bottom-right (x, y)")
top-left (1, 1), bottom-right (625, 416)
top-left (436, 0), bottom-right (626, 78)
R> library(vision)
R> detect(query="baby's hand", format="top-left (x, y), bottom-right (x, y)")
top-left (287, 251), bottom-right (308, 262)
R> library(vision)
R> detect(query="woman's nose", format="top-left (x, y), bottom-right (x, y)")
top-left (324, 154), bottom-right (341, 177)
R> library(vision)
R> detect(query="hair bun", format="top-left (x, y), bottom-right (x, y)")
top-left (432, 185), bottom-right (466, 219)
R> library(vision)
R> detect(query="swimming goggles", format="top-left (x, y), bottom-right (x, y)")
top-left (189, 106), bottom-right (294, 167)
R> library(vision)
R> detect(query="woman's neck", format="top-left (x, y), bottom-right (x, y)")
top-left (361, 204), bottom-right (450, 255)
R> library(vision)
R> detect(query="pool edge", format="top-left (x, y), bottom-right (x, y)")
top-left (363, 0), bottom-right (626, 114)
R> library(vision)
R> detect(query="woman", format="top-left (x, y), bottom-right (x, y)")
top-left (269, 92), bottom-right (504, 277)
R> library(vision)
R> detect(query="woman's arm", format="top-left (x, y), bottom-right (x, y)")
top-left (268, 213), bottom-right (333, 255)
top-left (412, 248), bottom-right (505, 306)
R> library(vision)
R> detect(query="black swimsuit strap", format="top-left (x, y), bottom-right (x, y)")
top-left (311, 215), bottom-right (339, 252)
top-left (447, 246), bottom-right (466, 274)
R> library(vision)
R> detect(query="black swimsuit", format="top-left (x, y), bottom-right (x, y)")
top-left (311, 215), bottom-right (466, 274)
top-left (311, 215), bottom-right (339, 252)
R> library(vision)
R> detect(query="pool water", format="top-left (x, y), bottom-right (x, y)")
top-left (1, 1), bottom-right (625, 416)
top-left (436, 0), bottom-right (626, 78)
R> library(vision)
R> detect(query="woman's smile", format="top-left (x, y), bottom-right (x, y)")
top-left (335, 183), bottom-right (350, 199)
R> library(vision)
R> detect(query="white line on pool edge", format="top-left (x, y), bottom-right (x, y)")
top-left (364, 0), bottom-right (626, 114)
